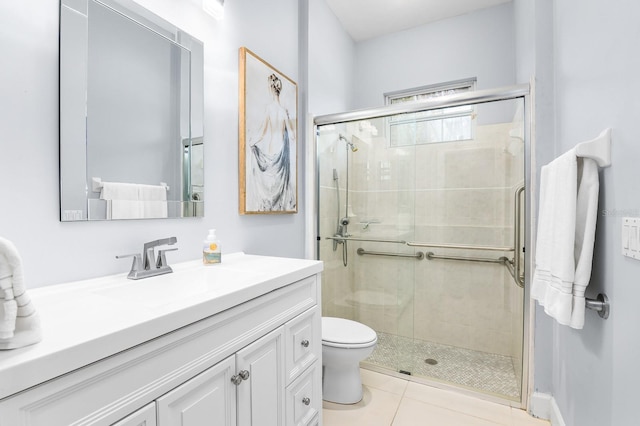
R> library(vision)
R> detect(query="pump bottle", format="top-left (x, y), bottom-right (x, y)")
top-left (203, 229), bottom-right (221, 265)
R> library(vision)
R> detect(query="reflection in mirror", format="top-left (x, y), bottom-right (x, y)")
top-left (60, 0), bottom-right (204, 221)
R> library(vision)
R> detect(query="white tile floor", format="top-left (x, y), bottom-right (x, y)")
top-left (322, 369), bottom-right (550, 426)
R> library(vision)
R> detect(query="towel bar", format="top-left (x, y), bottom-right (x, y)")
top-left (585, 293), bottom-right (609, 319)
top-left (91, 177), bottom-right (170, 192)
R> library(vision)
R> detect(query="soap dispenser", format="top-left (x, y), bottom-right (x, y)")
top-left (203, 229), bottom-right (221, 265)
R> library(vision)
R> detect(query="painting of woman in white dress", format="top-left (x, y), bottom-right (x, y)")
top-left (239, 47), bottom-right (297, 214)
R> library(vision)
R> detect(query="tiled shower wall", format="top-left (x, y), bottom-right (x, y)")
top-left (318, 115), bottom-right (524, 365)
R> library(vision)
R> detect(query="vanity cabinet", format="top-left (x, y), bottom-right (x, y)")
top-left (0, 255), bottom-right (322, 426)
top-left (156, 355), bottom-right (236, 426)
top-left (113, 403), bottom-right (157, 426)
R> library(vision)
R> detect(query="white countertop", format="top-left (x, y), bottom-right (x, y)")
top-left (0, 253), bottom-right (323, 400)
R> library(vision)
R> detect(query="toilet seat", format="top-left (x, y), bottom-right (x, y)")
top-left (322, 317), bottom-right (377, 348)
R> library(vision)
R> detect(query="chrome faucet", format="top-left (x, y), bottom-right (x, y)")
top-left (117, 237), bottom-right (178, 280)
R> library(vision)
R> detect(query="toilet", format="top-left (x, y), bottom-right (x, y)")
top-left (321, 317), bottom-right (378, 404)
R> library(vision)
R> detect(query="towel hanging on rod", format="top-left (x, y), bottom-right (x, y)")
top-left (531, 128), bottom-right (611, 329)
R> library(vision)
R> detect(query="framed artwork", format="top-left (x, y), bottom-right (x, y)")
top-left (239, 47), bottom-right (298, 214)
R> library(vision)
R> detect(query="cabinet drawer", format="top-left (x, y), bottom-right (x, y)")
top-left (285, 362), bottom-right (321, 426)
top-left (111, 402), bottom-right (156, 426)
top-left (285, 306), bottom-right (320, 385)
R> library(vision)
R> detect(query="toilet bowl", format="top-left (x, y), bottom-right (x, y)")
top-left (322, 317), bottom-right (377, 404)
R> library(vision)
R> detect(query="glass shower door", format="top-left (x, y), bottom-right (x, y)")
top-left (317, 120), bottom-right (418, 375)
top-left (316, 94), bottom-right (526, 402)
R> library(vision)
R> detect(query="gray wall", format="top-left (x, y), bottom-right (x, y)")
top-left (0, 0), bottom-right (304, 288)
top-left (554, 1), bottom-right (638, 424)
top-left (516, 0), bottom-right (640, 424)
top-left (307, 0), bottom-right (356, 115)
top-left (352, 2), bottom-right (516, 109)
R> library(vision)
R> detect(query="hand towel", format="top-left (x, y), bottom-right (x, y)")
top-left (100, 182), bottom-right (144, 219)
top-left (531, 149), bottom-right (600, 329)
top-left (110, 200), bottom-right (144, 220)
top-left (100, 182), bottom-right (167, 219)
top-left (0, 236), bottom-right (42, 349)
top-left (99, 182), bottom-right (140, 201)
top-left (138, 184), bottom-right (168, 218)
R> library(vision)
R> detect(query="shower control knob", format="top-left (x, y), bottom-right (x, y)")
top-left (302, 397), bottom-right (311, 406)
top-left (301, 339), bottom-right (310, 348)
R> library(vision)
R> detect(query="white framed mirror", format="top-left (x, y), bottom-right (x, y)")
top-left (59, 0), bottom-right (204, 221)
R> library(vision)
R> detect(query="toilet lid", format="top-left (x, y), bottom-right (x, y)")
top-left (322, 317), bottom-right (377, 345)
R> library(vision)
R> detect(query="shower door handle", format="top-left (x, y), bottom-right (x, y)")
top-left (513, 185), bottom-right (525, 288)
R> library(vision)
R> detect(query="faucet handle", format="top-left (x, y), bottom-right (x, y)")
top-left (142, 237), bottom-right (178, 270)
top-left (116, 253), bottom-right (143, 275)
top-left (157, 248), bottom-right (178, 269)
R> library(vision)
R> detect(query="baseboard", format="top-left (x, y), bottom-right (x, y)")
top-left (549, 397), bottom-right (567, 426)
top-left (529, 392), bottom-right (567, 426)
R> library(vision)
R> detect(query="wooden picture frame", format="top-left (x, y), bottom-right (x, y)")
top-left (239, 47), bottom-right (298, 214)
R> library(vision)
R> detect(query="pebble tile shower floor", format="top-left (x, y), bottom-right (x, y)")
top-left (365, 332), bottom-right (520, 398)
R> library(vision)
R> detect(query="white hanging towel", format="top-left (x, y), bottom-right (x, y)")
top-left (0, 236), bottom-right (42, 349)
top-left (100, 182), bottom-right (144, 219)
top-left (100, 182), bottom-right (167, 219)
top-left (138, 184), bottom-right (168, 219)
top-left (531, 148), bottom-right (600, 329)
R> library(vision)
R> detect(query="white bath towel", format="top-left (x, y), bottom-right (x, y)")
top-left (138, 184), bottom-right (168, 218)
top-left (0, 236), bottom-right (42, 349)
top-left (100, 182), bottom-right (167, 219)
top-left (100, 182), bottom-right (140, 201)
top-left (531, 149), bottom-right (600, 329)
top-left (110, 200), bottom-right (145, 220)
top-left (100, 182), bottom-right (143, 219)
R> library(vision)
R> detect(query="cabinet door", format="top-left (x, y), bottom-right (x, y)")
top-left (156, 355), bottom-right (236, 426)
top-left (236, 326), bottom-right (285, 426)
top-left (112, 402), bottom-right (156, 426)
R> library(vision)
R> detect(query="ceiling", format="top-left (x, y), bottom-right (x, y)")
top-left (325, 0), bottom-right (512, 42)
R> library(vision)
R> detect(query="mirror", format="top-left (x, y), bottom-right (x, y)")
top-left (60, 0), bottom-right (204, 221)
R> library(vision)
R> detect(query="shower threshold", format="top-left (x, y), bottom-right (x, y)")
top-left (363, 332), bottom-right (520, 399)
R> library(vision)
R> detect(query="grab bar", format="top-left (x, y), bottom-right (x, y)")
top-left (406, 242), bottom-right (514, 252)
top-left (327, 236), bottom-right (407, 244)
top-left (357, 248), bottom-right (424, 260)
top-left (513, 185), bottom-right (525, 288)
top-left (325, 236), bottom-right (515, 251)
top-left (425, 251), bottom-right (510, 264)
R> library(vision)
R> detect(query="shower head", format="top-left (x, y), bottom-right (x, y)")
top-left (338, 134), bottom-right (358, 152)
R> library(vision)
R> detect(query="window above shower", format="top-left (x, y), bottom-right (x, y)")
top-left (384, 78), bottom-right (476, 146)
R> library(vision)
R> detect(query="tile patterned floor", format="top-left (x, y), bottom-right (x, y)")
top-left (322, 369), bottom-right (550, 426)
top-left (365, 332), bottom-right (521, 398)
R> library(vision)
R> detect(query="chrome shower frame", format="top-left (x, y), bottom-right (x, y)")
top-left (309, 83), bottom-right (533, 409)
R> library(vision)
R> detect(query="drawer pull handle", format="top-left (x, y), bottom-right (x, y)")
top-left (302, 397), bottom-right (311, 406)
top-left (301, 339), bottom-right (310, 348)
top-left (239, 370), bottom-right (250, 380)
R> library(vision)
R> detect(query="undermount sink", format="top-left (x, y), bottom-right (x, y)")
top-left (93, 264), bottom-right (262, 309)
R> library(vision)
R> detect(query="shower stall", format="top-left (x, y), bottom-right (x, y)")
top-left (313, 86), bottom-right (530, 404)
